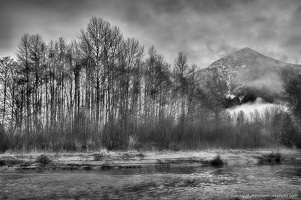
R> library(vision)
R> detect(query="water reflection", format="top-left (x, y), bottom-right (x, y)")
top-left (0, 164), bottom-right (301, 199)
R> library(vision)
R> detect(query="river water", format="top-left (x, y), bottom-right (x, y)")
top-left (0, 164), bottom-right (301, 199)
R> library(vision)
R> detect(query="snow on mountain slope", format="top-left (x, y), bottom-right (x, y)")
top-left (198, 47), bottom-right (301, 108)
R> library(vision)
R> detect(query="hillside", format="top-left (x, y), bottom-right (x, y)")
top-left (198, 47), bottom-right (301, 108)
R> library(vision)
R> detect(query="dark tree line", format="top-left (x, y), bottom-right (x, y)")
top-left (0, 17), bottom-right (300, 152)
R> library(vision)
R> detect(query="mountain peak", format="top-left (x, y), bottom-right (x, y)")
top-left (203, 46), bottom-right (301, 103)
top-left (208, 47), bottom-right (264, 69)
top-left (239, 47), bottom-right (255, 51)
top-left (237, 47), bottom-right (253, 52)
top-left (232, 47), bottom-right (262, 58)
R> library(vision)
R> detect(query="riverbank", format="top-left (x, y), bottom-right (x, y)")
top-left (0, 148), bottom-right (300, 172)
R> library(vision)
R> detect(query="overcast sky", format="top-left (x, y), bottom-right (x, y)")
top-left (0, 0), bottom-right (301, 68)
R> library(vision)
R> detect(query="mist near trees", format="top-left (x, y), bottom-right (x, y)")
top-left (0, 17), bottom-right (300, 152)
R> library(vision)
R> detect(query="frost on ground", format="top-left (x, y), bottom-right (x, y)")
top-left (0, 148), bottom-right (300, 171)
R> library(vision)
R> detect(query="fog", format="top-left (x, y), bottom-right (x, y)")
top-left (227, 98), bottom-right (286, 120)
top-left (244, 72), bottom-right (283, 94)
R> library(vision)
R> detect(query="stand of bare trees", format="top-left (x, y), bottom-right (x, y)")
top-left (0, 17), bottom-right (299, 152)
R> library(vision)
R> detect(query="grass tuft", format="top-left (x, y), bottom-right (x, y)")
top-left (210, 155), bottom-right (224, 166)
top-left (259, 152), bottom-right (283, 164)
top-left (36, 154), bottom-right (52, 165)
top-left (268, 152), bottom-right (282, 163)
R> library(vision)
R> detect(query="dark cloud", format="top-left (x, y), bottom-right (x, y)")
top-left (282, 35), bottom-right (301, 49)
top-left (292, 5), bottom-right (301, 21)
top-left (0, 0), bottom-right (301, 66)
top-left (151, 0), bottom-right (236, 15)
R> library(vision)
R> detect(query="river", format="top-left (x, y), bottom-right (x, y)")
top-left (0, 164), bottom-right (301, 199)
